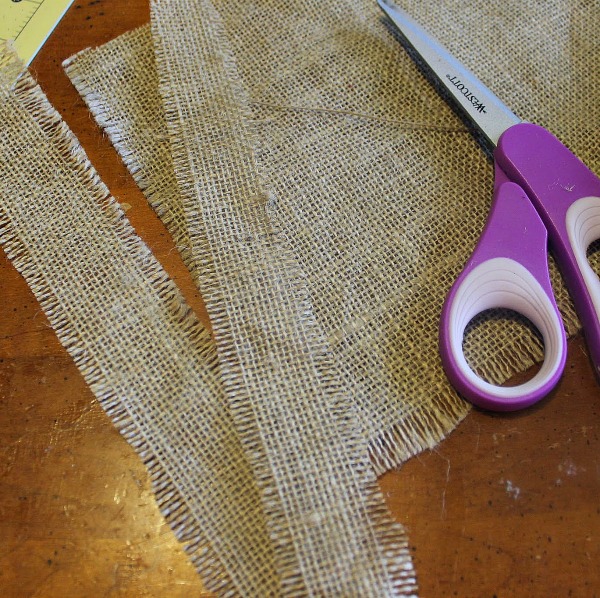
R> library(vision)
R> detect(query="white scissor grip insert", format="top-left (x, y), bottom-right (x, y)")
top-left (449, 257), bottom-right (564, 399)
top-left (566, 196), bottom-right (600, 321)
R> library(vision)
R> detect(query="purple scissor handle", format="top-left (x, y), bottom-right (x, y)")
top-left (378, 1), bottom-right (600, 410)
top-left (441, 123), bottom-right (600, 411)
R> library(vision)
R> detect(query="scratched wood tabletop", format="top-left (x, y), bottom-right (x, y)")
top-left (0, 2), bottom-right (598, 596)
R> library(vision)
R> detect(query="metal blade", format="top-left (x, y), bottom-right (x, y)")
top-left (378, 0), bottom-right (520, 147)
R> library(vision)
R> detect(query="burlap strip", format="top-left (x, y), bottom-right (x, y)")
top-left (0, 48), bottom-right (278, 596)
top-left (147, 0), bottom-right (417, 594)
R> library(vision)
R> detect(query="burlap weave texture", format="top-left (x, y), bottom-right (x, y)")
top-left (66, 0), bottom-right (600, 469)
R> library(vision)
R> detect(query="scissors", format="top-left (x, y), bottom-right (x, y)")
top-left (378, 0), bottom-right (600, 411)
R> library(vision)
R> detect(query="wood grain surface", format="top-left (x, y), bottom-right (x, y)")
top-left (1, 2), bottom-right (598, 596)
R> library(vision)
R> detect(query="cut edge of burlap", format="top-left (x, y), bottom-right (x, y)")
top-left (64, 34), bottom-right (197, 284)
top-left (370, 393), bottom-right (469, 473)
top-left (0, 46), bottom-right (240, 596)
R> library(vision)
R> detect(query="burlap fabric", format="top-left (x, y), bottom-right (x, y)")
top-left (0, 49), bottom-right (279, 595)
top-left (62, 0), bottom-right (600, 593)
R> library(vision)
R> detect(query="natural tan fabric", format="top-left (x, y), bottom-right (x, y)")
top-left (62, 0), bottom-right (600, 595)
top-left (0, 48), bottom-right (278, 596)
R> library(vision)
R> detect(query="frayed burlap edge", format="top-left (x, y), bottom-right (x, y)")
top-left (64, 29), bottom-right (198, 284)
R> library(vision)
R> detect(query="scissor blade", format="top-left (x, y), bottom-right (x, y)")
top-left (378, 0), bottom-right (520, 147)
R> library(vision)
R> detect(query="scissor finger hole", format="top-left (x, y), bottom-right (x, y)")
top-left (444, 257), bottom-right (566, 407)
top-left (463, 308), bottom-right (544, 386)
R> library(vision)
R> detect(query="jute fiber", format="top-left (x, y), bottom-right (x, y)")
top-left (61, 0), bottom-right (599, 594)
top-left (0, 49), bottom-right (279, 596)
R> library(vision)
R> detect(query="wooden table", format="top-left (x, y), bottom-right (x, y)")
top-left (1, 2), bottom-right (598, 596)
